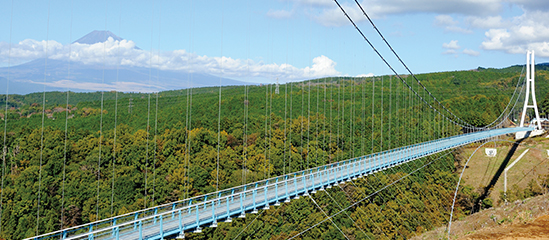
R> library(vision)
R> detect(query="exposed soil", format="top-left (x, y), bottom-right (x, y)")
top-left (462, 215), bottom-right (549, 239)
top-left (413, 193), bottom-right (549, 239)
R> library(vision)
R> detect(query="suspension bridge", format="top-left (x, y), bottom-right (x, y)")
top-left (26, 126), bottom-right (535, 240)
top-left (2, 1), bottom-right (547, 240)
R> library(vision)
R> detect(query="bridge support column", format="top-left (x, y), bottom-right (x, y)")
top-left (517, 50), bottom-right (544, 139)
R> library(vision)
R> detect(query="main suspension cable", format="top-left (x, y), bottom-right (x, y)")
top-left (332, 0), bottom-right (475, 130)
top-left (352, 0), bottom-right (475, 129)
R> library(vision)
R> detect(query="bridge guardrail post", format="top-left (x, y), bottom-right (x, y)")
top-left (178, 209), bottom-right (182, 235)
top-left (264, 180), bottom-right (269, 208)
top-left (303, 171), bottom-right (307, 195)
top-left (358, 158), bottom-right (361, 175)
top-left (227, 190), bottom-right (233, 219)
top-left (112, 219), bottom-right (117, 236)
top-left (343, 160), bottom-right (350, 180)
top-left (195, 205), bottom-right (200, 230)
top-left (134, 213), bottom-right (138, 230)
top-left (138, 220), bottom-right (143, 240)
top-left (172, 203), bottom-right (176, 219)
top-left (294, 173), bottom-right (298, 198)
top-left (212, 197), bottom-right (216, 223)
top-left (373, 153), bottom-right (379, 172)
top-left (188, 199), bottom-right (193, 215)
top-left (337, 162), bottom-right (342, 182)
top-left (320, 167), bottom-right (324, 187)
top-left (154, 207), bottom-right (158, 224)
top-left (311, 169), bottom-right (315, 192)
top-left (352, 159), bottom-right (355, 178)
top-left (159, 214), bottom-right (164, 238)
top-left (88, 224), bottom-right (93, 240)
top-left (284, 175), bottom-right (288, 201)
top-left (326, 165), bottom-right (330, 186)
top-left (253, 184), bottom-right (257, 211)
top-left (275, 178), bottom-right (279, 203)
top-left (239, 192), bottom-right (244, 216)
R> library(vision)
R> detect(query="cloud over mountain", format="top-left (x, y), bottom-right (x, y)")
top-left (0, 32), bottom-right (340, 84)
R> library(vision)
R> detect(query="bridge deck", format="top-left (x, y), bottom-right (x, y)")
top-left (28, 127), bottom-right (534, 240)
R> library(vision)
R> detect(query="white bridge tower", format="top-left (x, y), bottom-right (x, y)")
top-left (516, 50), bottom-right (544, 139)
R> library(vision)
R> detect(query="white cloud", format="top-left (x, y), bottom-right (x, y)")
top-left (441, 41), bottom-right (480, 56)
top-left (443, 40), bottom-right (460, 49)
top-left (292, 0), bottom-right (549, 57)
top-left (435, 15), bottom-right (458, 26)
top-left (463, 49), bottom-right (480, 56)
top-left (25, 79), bottom-right (161, 92)
top-left (267, 9), bottom-right (293, 19)
top-left (445, 26), bottom-right (473, 34)
top-left (507, 0), bottom-right (549, 12)
top-left (356, 73), bottom-right (374, 77)
top-left (442, 49), bottom-right (458, 55)
top-left (287, 0), bottom-right (333, 7)
top-left (314, 3), bottom-right (365, 27)
top-left (0, 38), bottom-right (340, 82)
top-left (434, 15), bottom-right (473, 33)
top-left (480, 10), bottom-right (549, 57)
top-left (300, 0), bottom-right (502, 27)
top-left (466, 16), bottom-right (506, 29)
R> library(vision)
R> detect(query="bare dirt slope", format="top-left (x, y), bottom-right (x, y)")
top-left (413, 193), bottom-right (549, 239)
top-left (462, 215), bottom-right (549, 239)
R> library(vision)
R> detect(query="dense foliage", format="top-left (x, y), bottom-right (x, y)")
top-left (0, 68), bottom-right (548, 239)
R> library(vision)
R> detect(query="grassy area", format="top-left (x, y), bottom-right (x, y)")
top-left (459, 135), bottom-right (549, 206)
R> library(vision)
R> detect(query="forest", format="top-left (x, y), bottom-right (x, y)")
top-left (1, 66), bottom-right (549, 239)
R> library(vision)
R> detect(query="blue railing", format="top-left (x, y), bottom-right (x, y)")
top-left (26, 127), bottom-right (533, 240)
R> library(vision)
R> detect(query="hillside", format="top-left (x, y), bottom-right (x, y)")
top-left (1, 67), bottom-right (549, 239)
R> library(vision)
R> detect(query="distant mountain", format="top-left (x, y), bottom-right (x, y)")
top-left (73, 30), bottom-right (123, 45)
top-left (73, 30), bottom-right (141, 50)
top-left (0, 58), bottom-right (248, 94)
top-left (0, 31), bottom-right (250, 94)
top-left (478, 62), bottom-right (549, 73)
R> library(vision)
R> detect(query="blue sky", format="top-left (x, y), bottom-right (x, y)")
top-left (1, 0), bottom-right (549, 84)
